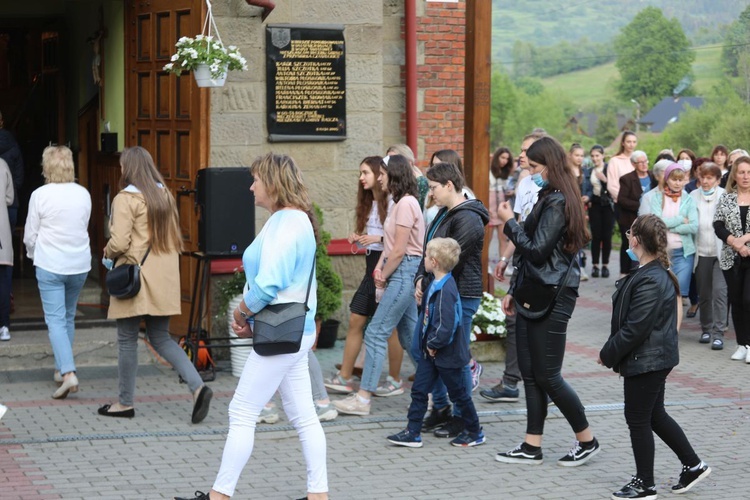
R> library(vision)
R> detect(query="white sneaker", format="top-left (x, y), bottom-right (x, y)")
top-left (257, 405), bottom-right (280, 424)
top-left (580, 269), bottom-right (589, 281)
top-left (745, 346), bottom-right (750, 364)
top-left (0, 404), bottom-right (7, 422)
top-left (731, 345), bottom-right (748, 361)
top-left (374, 375), bottom-right (405, 397)
top-left (0, 326), bottom-right (9, 341)
top-left (315, 403), bottom-right (338, 422)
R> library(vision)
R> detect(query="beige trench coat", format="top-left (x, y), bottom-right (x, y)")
top-left (105, 190), bottom-right (181, 319)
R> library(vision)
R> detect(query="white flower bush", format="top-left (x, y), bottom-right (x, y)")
top-left (470, 292), bottom-right (506, 342)
top-left (163, 34), bottom-right (247, 79)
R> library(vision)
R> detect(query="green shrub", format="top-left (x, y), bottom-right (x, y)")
top-left (313, 204), bottom-right (343, 321)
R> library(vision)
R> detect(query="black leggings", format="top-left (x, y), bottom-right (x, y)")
top-left (624, 369), bottom-right (699, 486)
top-left (723, 265), bottom-right (750, 346)
top-left (588, 203), bottom-right (614, 266)
top-left (516, 287), bottom-right (589, 435)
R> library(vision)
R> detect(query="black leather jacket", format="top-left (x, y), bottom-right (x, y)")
top-left (504, 189), bottom-right (580, 296)
top-left (415, 199), bottom-right (489, 298)
top-left (599, 260), bottom-right (680, 377)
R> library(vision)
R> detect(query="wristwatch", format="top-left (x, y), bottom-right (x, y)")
top-left (238, 308), bottom-right (251, 320)
top-left (500, 256), bottom-right (508, 263)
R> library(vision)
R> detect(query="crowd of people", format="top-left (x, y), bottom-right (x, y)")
top-left (6, 126), bottom-right (748, 499)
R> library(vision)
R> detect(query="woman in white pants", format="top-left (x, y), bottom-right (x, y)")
top-left (177, 153), bottom-right (327, 500)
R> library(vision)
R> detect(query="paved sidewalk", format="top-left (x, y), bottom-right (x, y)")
top-left (2, 262), bottom-right (749, 499)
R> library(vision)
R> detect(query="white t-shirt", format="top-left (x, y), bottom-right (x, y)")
top-left (24, 183), bottom-right (92, 274)
top-left (513, 175), bottom-right (541, 222)
top-left (365, 200), bottom-right (386, 252)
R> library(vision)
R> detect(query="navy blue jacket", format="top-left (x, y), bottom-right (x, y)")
top-left (415, 273), bottom-right (469, 369)
top-left (0, 129), bottom-right (23, 207)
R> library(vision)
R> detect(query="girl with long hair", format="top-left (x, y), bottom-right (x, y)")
top-left (496, 136), bottom-right (599, 467)
top-left (587, 144), bottom-right (614, 278)
top-left (99, 146), bottom-right (212, 422)
top-left (325, 156), bottom-right (391, 393)
top-left (489, 147), bottom-right (513, 259)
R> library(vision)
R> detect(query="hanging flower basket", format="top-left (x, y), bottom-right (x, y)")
top-left (193, 63), bottom-right (228, 87)
top-left (162, 0), bottom-right (247, 87)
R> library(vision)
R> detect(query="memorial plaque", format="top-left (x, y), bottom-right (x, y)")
top-left (266, 25), bottom-right (346, 142)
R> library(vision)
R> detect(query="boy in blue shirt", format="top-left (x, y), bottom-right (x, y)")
top-left (387, 237), bottom-right (484, 448)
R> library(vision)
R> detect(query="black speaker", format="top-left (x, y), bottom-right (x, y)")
top-left (196, 167), bottom-right (255, 256)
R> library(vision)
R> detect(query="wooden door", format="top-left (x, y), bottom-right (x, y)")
top-left (125, 0), bottom-right (209, 335)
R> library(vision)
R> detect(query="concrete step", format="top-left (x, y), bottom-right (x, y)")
top-left (0, 323), bottom-right (156, 372)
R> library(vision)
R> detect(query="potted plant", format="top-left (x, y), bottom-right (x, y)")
top-left (471, 292), bottom-right (507, 342)
top-left (313, 203), bottom-right (343, 348)
top-left (163, 34), bottom-right (247, 87)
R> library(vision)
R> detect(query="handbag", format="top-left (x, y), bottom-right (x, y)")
top-left (252, 259), bottom-right (315, 356)
top-left (106, 248), bottom-right (151, 299)
top-left (513, 254), bottom-right (576, 320)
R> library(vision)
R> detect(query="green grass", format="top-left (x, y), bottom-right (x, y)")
top-left (540, 45), bottom-right (725, 108)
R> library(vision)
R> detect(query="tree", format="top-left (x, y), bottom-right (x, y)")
top-left (721, 4), bottom-right (750, 77)
top-left (613, 7), bottom-right (695, 107)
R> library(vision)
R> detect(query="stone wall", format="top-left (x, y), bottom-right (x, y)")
top-left (207, 1), bottom-right (469, 329)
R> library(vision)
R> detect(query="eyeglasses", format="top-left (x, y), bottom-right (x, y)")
top-left (626, 230), bottom-right (632, 238)
top-left (428, 183), bottom-right (443, 192)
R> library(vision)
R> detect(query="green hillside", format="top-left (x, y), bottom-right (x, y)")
top-left (491, 0), bottom-right (746, 63)
top-left (540, 45), bottom-right (724, 108)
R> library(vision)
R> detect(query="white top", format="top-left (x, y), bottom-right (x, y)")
top-left (513, 175), bottom-right (541, 222)
top-left (365, 200), bottom-right (386, 252)
top-left (24, 183), bottom-right (92, 274)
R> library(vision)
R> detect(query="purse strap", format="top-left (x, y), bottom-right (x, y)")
top-left (113, 246), bottom-right (151, 268)
top-left (551, 252), bottom-right (577, 302)
top-left (302, 258), bottom-right (316, 311)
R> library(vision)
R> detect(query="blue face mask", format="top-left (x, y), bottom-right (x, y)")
top-left (701, 188), bottom-right (715, 196)
top-left (531, 172), bottom-right (548, 188)
top-left (626, 248), bottom-right (639, 262)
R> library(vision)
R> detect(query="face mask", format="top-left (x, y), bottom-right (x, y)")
top-left (678, 159), bottom-right (692, 170)
top-left (626, 248), bottom-right (639, 262)
top-left (531, 172), bottom-right (548, 188)
top-left (701, 188), bottom-right (715, 196)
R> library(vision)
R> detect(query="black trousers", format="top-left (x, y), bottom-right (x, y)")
top-left (588, 203), bottom-right (614, 266)
top-left (618, 223), bottom-right (633, 275)
top-left (624, 369), bottom-right (699, 486)
top-left (516, 287), bottom-right (589, 435)
top-left (723, 264), bottom-right (750, 346)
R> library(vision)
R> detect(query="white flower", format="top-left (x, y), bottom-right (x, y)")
top-left (163, 63), bottom-right (174, 71)
top-left (195, 34), bottom-right (205, 41)
top-left (171, 54), bottom-right (179, 62)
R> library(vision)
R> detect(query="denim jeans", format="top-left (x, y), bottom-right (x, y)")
top-left (407, 354), bottom-right (479, 436)
top-left (669, 248), bottom-right (694, 297)
top-left (360, 256), bottom-right (420, 393)
top-left (418, 296), bottom-right (479, 416)
top-left (0, 265), bottom-right (12, 328)
top-left (36, 267), bottom-right (88, 375)
top-left (624, 368), bottom-right (699, 486)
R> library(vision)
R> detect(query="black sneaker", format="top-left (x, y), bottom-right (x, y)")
top-left (422, 404), bottom-right (452, 431)
top-left (601, 266), bottom-right (610, 278)
top-left (712, 338), bottom-right (724, 350)
top-left (480, 383), bottom-right (520, 402)
top-left (611, 476), bottom-right (657, 499)
top-left (557, 438), bottom-right (600, 467)
top-left (386, 429), bottom-right (423, 448)
top-left (699, 332), bottom-right (711, 344)
top-left (495, 442), bottom-right (543, 465)
top-left (433, 416), bottom-right (465, 438)
top-left (671, 462), bottom-right (711, 494)
top-left (174, 491), bottom-right (211, 500)
top-left (592, 266), bottom-right (600, 278)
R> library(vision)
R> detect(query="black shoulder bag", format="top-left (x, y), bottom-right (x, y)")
top-left (513, 254), bottom-right (576, 320)
top-left (106, 247), bottom-right (151, 299)
top-left (252, 259), bottom-right (316, 356)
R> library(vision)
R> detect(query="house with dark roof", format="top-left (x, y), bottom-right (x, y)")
top-left (639, 96), bottom-right (704, 133)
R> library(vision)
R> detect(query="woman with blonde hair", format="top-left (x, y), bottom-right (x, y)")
top-left (99, 146), bottom-right (212, 422)
top-left (24, 146), bottom-right (91, 398)
top-left (177, 153), bottom-right (327, 500)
